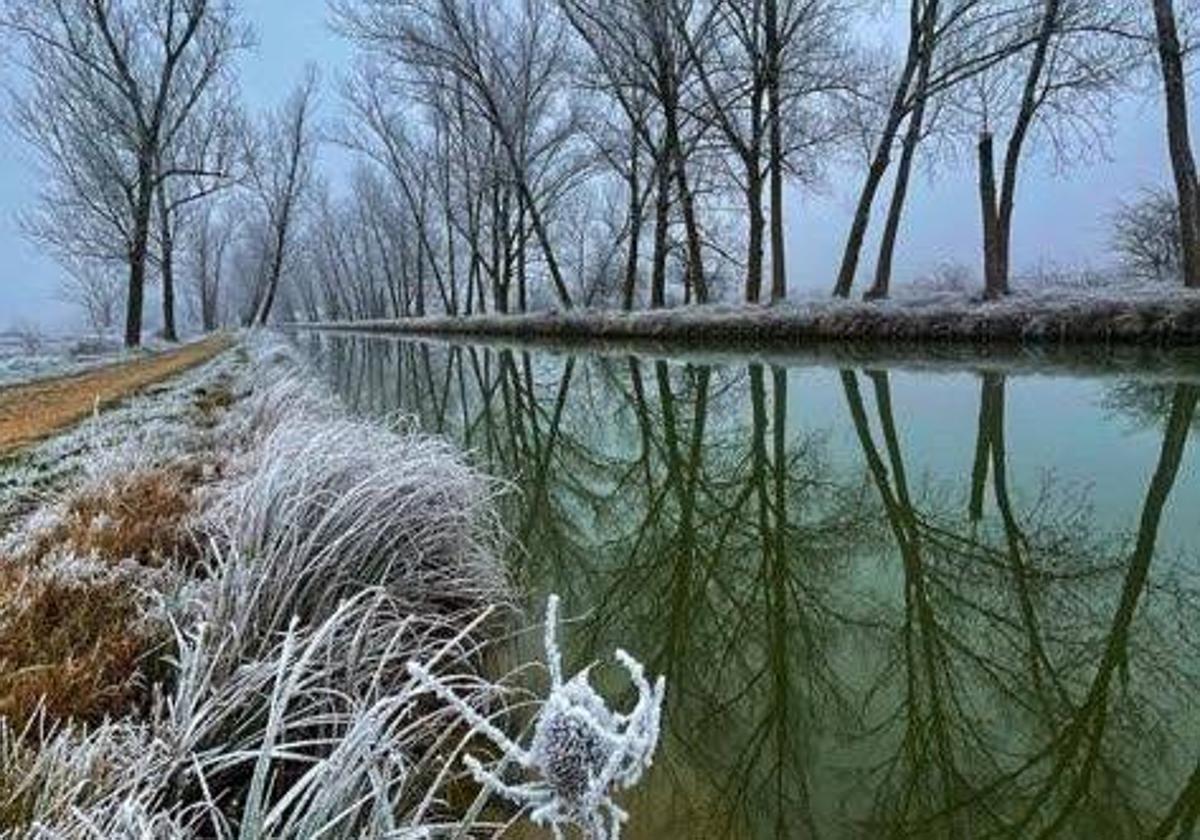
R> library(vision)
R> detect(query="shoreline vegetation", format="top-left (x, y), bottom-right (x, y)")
top-left (292, 284), bottom-right (1200, 348)
top-left (290, 323), bottom-right (1200, 386)
top-left (0, 332), bottom-right (663, 839)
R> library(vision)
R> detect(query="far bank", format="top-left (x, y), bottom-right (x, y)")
top-left (291, 285), bottom-right (1200, 348)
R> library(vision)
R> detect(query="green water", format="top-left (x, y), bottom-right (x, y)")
top-left (301, 332), bottom-right (1200, 840)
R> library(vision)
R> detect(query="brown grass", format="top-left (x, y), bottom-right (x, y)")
top-left (0, 565), bottom-right (164, 728)
top-left (18, 467), bottom-right (204, 572)
top-left (0, 374), bottom-right (242, 729)
top-left (65, 471), bottom-right (196, 567)
top-left (0, 741), bottom-right (39, 834)
top-left (0, 334), bottom-right (232, 457)
top-left (0, 462), bottom-right (207, 728)
top-left (192, 380), bottom-right (237, 430)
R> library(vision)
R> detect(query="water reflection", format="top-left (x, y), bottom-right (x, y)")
top-left (302, 333), bottom-right (1200, 840)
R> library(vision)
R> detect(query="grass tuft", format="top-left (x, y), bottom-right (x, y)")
top-left (0, 332), bottom-right (588, 839)
top-left (0, 561), bottom-right (167, 728)
top-left (46, 469), bottom-right (199, 569)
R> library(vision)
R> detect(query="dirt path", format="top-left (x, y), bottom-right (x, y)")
top-left (0, 335), bottom-right (232, 457)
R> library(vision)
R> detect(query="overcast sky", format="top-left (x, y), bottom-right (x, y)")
top-left (0, 3), bottom-right (1181, 331)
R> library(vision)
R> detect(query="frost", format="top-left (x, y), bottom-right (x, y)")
top-left (317, 276), bottom-right (1200, 344)
top-left (0, 331), bottom-right (664, 839)
top-left (408, 594), bottom-right (666, 840)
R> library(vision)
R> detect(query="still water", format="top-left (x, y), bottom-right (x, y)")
top-left (300, 332), bottom-right (1200, 840)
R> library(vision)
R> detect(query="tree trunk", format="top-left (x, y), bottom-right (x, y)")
top-left (445, 204), bottom-right (458, 316)
top-left (1152, 0), bottom-right (1200, 287)
top-left (651, 151), bottom-right (670, 309)
top-left (156, 185), bottom-right (178, 341)
top-left (746, 169), bottom-right (766, 303)
top-left (978, 132), bottom-right (1004, 300)
top-left (124, 167), bottom-right (154, 348)
top-left (991, 0), bottom-right (1059, 296)
top-left (257, 234), bottom-right (287, 326)
top-left (864, 102), bottom-right (924, 300)
top-left (768, 122), bottom-right (786, 302)
top-left (623, 132), bottom-right (642, 311)
top-left (124, 245), bottom-right (147, 348)
top-left (489, 177), bottom-right (501, 314)
top-left (415, 226), bottom-right (427, 317)
top-left (766, 0), bottom-right (786, 302)
top-left (499, 187), bottom-right (512, 314)
top-left (673, 151), bottom-right (707, 303)
top-left (662, 85), bottom-right (705, 302)
top-left (517, 190), bottom-right (528, 313)
top-left (161, 240), bottom-right (177, 340)
top-left (833, 147), bottom-right (895, 298)
top-left (864, 1), bottom-right (937, 301)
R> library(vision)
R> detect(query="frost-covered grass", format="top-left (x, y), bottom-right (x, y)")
top-left (298, 276), bottom-right (1200, 346)
top-left (0, 344), bottom-right (238, 534)
top-left (0, 329), bottom-right (208, 389)
top-left (0, 331), bottom-right (130, 388)
top-left (0, 332), bottom-right (665, 839)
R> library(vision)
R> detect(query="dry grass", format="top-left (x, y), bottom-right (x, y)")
top-left (0, 375), bottom-right (237, 733)
top-left (0, 334), bottom-right (232, 456)
top-left (0, 464), bottom-right (199, 728)
top-left (0, 332), bottom-right (526, 838)
top-left (0, 564), bottom-right (166, 729)
top-left (22, 470), bottom-right (200, 571)
top-left (191, 380), bottom-right (236, 429)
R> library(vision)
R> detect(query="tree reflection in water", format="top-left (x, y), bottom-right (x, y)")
top-left (305, 333), bottom-right (1200, 840)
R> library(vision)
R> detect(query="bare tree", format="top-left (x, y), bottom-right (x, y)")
top-left (154, 93), bottom-right (242, 339)
top-left (1111, 187), bottom-right (1182, 282)
top-left (242, 68), bottom-right (318, 326)
top-left (831, 2), bottom-right (934, 299)
top-left (340, 72), bottom-right (448, 316)
top-left (335, 0), bottom-right (580, 310)
top-left (676, 0), bottom-right (848, 302)
top-left (969, 0), bottom-right (1133, 299)
top-left (56, 259), bottom-right (125, 336)
top-left (832, 0), bottom-right (1034, 300)
top-left (184, 196), bottom-right (237, 331)
top-left (558, 0), bottom-right (711, 307)
top-left (1, 0), bottom-right (247, 346)
top-left (1150, 0), bottom-right (1200, 288)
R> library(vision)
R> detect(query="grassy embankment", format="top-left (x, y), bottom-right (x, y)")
top-left (296, 284), bottom-right (1200, 347)
top-left (0, 333), bottom-right (520, 838)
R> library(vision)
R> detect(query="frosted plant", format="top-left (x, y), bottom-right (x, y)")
top-left (408, 595), bottom-right (666, 840)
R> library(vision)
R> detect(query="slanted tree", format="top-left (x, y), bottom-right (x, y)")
top-left (833, 0), bottom-right (1032, 300)
top-left (1149, 0), bottom-right (1200, 288)
top-left (968, 0), bottom-right (1132, 300)
top-left (243, 69), bottom-right (318, 327)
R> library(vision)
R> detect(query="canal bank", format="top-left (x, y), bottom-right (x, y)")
top-left (293, 284), bottom-right (1200, 347)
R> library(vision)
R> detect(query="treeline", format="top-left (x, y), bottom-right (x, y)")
top-left (3, 0), bottom-right (1199, 343)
